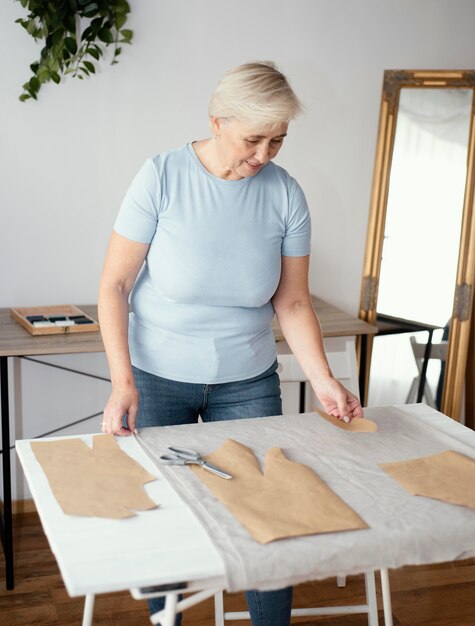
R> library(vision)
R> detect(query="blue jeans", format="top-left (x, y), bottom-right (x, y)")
top-left (132, 361), bottom-right (292, 626)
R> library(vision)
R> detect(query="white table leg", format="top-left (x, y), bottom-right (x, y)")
top-left (151, 592), bottom-right (178, 626)
top-left (364, 571), bottom-right (379, 626)
top-left (82, 594), bottom-right (95, 626)
top-left (380, 569), bottom-right (394, 626)
top-left (214, 590), bottom-right (225, 626)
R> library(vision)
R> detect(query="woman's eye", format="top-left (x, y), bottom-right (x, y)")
top-left (246, 139), bottom-right (260, 144)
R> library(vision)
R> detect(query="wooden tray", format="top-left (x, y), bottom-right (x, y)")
top-left (10, 305), bottom-right (100, 336)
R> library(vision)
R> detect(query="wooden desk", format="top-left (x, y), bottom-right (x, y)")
top-left (0, 299), bottom-right (377, 590)
top-left (0, 305), bottom-right (103, 358)
top-left (0, 298), bottom-right (376, 356)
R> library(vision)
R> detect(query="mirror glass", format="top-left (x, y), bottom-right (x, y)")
top-left (377, 88), bottom-right (472, 327)
top-left (359, 70), bottom-right (475, 420)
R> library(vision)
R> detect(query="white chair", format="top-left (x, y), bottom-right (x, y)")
top-left (406, 337), bottom-right (448, 407)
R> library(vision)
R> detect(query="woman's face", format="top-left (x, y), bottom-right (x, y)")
top-left (211, 117), bottom-right (288, 180)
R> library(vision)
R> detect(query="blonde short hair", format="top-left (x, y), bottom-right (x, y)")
top-left (208, 61), bottom-right (303, 126)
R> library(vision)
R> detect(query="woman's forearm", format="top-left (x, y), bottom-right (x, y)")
top-left (275, 299), bottom-right (333, 386)
top-left (98, 284), bottom-right (135, 388)
top-left (98, 232), bottom-right (149, 388)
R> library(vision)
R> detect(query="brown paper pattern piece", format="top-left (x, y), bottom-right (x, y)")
top-left (314, 409), bottom-right (378, 432)
top-left (380, 450), bottom-right (475, 510)
top-left (191, 439), bottom-right (367, 544)
top-left (31, 434), bottom-right (158, 519)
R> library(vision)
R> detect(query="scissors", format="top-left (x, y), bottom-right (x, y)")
top-left (160, 446), bottom-right (232, 480)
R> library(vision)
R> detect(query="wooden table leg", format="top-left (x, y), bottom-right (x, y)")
top-left (0, 356), bottom-right (14, 590)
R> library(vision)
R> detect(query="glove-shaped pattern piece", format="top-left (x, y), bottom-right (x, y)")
top-left (31, 434), bottom-right (158, 519)
top-left (191, 439), bottom-right (367, 543)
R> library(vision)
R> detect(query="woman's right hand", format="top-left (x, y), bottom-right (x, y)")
top-left (101, 383), bottom-right (139, 436)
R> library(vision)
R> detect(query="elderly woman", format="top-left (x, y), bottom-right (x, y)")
top-left (98, 61), bottom-right (363, 626)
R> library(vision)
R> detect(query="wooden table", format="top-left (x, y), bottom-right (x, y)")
top-left (0, 299), bottom-right (377, 590)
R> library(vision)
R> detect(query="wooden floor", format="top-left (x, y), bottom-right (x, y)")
top-left (1, 512), bottom-right (474, 625)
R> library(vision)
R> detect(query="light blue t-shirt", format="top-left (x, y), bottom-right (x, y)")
top-left (114, 143), bottom-right (311, 383)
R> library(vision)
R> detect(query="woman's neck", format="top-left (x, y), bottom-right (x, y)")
top-left (192, 139), bottom-right (243, 180)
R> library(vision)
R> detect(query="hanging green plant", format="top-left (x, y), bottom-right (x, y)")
top-left (16, 0), bottom-right (133, 102)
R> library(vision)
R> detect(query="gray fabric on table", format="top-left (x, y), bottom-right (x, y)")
top-left (135, 406), bottom-right (475, 592)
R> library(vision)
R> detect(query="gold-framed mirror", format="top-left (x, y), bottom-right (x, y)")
top-left (359, 70), bottom-right (475, 420)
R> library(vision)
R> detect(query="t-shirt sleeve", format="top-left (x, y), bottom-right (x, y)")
top-left (113, 158), bottom-right (160, 243)
top-left (281, 178), bottom-right (312, 256)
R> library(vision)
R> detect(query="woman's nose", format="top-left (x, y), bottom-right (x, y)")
top-left (255, 143), bottom-right (270, 163)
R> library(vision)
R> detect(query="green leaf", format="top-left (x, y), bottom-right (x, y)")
top-left (115, 0), bottom-right (131, 13)
top-left (37, 67), bottom-right (50, 82)
top-left (64, 14), bottom-right (76, 31)
top-left (83, 3), bottom-right (100, 17)
top-left (30, 62), bottom-right (40, 73)
top-left (83, 60), bottom-right (95, 73)
top-left (80, 65), bottom-right (90, 76)
top-left (25, 82), bottom-right (38, 99)
top-left (28, 0), bottom-right (43, 10)
top-left (115, 14), bottom-right (127, 29)
top-left (52, 28), bottom-right (64, 46)
top-left (86, 46), bottom-right (100, 60)
top-left (120, 28), bottom-right (132, 42)
top-left (64, 36), bottom-right (78, 54)
top-left (29, 76), bottom-right (40, 93)
top-left (81, 26), bottom-right (94, 41)
top-left (26, 20), bottom-right (37, 35)
top-left (51, 72), bottom-right (61, 84)
top-left (98, 26), bottom-right (113, 43)
top-left (19, 94), bottom-right (31, 102)
top-left (113, 46), bottom-right (121, 57)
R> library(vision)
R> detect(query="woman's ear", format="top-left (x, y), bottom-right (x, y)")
top-left (210, 116), bottom-right (222, 139)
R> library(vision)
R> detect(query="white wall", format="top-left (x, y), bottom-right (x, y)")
top-left (2, 0), bottom-right (475, 499)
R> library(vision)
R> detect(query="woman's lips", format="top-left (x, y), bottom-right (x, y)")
top-left (246, 161), bottom-right (262, 171)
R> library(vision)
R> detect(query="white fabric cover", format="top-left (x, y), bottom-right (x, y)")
top-left (136, 405), bottom-right (475, 592)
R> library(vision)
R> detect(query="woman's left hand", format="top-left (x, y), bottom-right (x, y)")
top-left (312, 375), bottom-right (364, 422)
